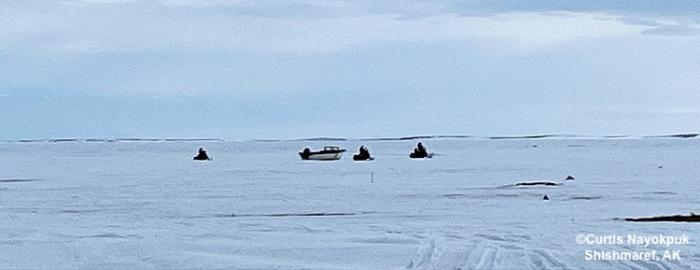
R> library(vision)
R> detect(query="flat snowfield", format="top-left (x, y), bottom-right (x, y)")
top-left (1, 139), bottom-right (699, 269)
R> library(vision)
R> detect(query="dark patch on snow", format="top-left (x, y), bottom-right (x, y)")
top-left (646, 133), bottom-right (699, 139)
top-left (215, 212), bottom-right (375, 218)
top-left (623, 213), bottom-right (700, 222)
top-left (0, 178), bottom-right (38, 183)
top-left (73, 233), bottom-right (143, 239)
top-left (60, 209), bottom-right (103, 214)
top-left (647, 191), bottom-right (677, 195)
top-left (17, 139), bottom-right (48, 143)
top-left (442, 193), bottom-right (468, 199)
top-left (569, 196), bottom-right (602, 200)
top-left (499, 175), bottom-right (574, 188)
top-left (515, 181), bottom-right (559, 186)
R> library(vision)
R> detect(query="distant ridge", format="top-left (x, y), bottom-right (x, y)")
top-left (253, 139), bottom-right (282, 142)
top-left (359, 135), bottom-right (472, 141)
top-left (601, 135), bottom-right (631, 138)
top-left (163, 138), bottom-right (223, 142)
top-left (644, 133), bottom-right (699, 139)
top-left (488, 134), bottom-right (559, 140)
top-left (290, 137), bottom-right (348, 142)
top-left (52, 138), bottom-right (80, 142)
top-left (85, 138), bottom-right (116, 142)
top-left (0, 138), bottom-right (224, 143)
top-left (1, 133), bottom-right (698, 143)
top-left (115, 138), bottom-right (223, 142)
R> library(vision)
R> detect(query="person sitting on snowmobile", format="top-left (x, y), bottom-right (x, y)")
top-left (193, 147), bottom-right (212, 160)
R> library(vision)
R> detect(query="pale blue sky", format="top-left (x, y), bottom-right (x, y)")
top-left (1, 0), bottom-right (699, 140)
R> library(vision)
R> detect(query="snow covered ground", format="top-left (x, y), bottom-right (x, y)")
top-left (1, 138), bottom-right (699, 269)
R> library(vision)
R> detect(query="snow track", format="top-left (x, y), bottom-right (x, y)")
top-left (1, 139), bottom-right (699, 269)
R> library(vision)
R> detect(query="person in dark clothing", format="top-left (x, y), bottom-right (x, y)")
top-left (354, 145), bottom-right (372, 160)
top-left (193, 147), bottom-right (211, 160)
top-left (410, 142), bottom-right (429, 158)
top-left (416, 142), bottom-right (427, 155)
top-left (299, 148), bottom-right (312, 160)
top-left (359, 146), bottom-right (369, 156)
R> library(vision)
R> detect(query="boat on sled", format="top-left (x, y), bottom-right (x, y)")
top-left (299, 146), bottom-right (346, 161)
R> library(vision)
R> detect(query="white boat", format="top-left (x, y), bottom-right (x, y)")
top-left (299, 146), bottom-right (346, 161)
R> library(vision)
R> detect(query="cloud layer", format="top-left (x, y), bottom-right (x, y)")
top-left (1, 1), bottom-right (700, 139)
top-left (1, 0), bottom-right (697, 56)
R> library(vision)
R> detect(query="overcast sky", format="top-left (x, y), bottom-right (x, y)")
top-left (1, 0), bottom-right (699, 140)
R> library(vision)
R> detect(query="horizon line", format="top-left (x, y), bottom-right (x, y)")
top-left (1, 133), bottom-right (698, 143)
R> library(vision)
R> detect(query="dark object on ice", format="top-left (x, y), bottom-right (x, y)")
top-left (193, 148), bottom-right (211, 160)
top-left (543, 195), bottom-right (549, 200)
top-left (666, 133), bottom-right (698, 138)
top-left (501, 176), bottom-right (574, 189)
top-left (410, 152), bottom-right (432, 158)
top-left (216, 212), bottom-right (364, 218)
top-left (624, 213), bottom-right (700, 222)
top-left (570, 196), bottom-right (602, 200)
top-left (353, 145), bottom-right (374, 161)
top-left (0, 178), bottom-right (38, 183)
top-left (657, 164), bottom-right (664, 169)
top-left (299, 146), bottom-right (346, 161)
top-left (410, 142), bottom-right (432, 158)
top-left (515, 181), bottom-right (559, 186)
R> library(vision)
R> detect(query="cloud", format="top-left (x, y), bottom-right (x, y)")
top-left (0, 1), bottom-right (646, 55)
top-left (618, 14), bottom-right (700, 36)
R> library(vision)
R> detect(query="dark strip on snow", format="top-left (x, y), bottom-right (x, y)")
top-left (623, 213), bottom-right (700, 222)
top-left (0, 178), bottom-right (38, 183)
top-left (215, 211), bottom-right (374, 218)
top-left (568, 196), bottom-right (603, 201)
top-left (498, 181), bottom-right (560, 188)
top-left (644, 133), bottom-right (699, 139)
